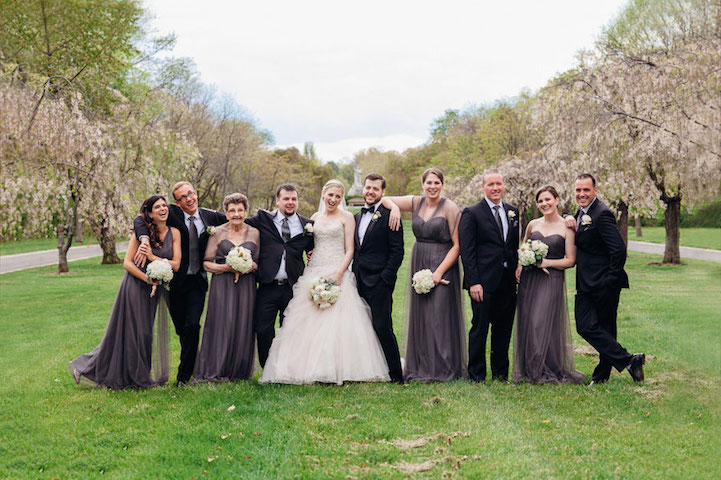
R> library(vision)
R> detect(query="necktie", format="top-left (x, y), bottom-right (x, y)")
top-left (493, 205), bottom-right (504, 241)
top-left (361, 206), bottom-right (372, 214)
top-left (281, 217), bottom-right (291, 242)
top-left (188, 215), bottom-right (200, 274)
top-left (575, 208), bottom-right (583, 221)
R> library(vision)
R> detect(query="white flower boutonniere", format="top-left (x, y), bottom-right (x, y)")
top-left (507, 211), bottom-right (516, 221)
top-left (371, 211), bottom-right (381, 222)
top-left (581, 214), bottom-right (592, 226)
top-left (304, 223), bottom-right (314, 234)
top-left (206, 226), bottom-right (216, 236)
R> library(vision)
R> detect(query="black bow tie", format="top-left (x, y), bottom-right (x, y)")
top-left (361, 207), bottom-right (375, 214)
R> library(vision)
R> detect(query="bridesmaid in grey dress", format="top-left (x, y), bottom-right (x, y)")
top-left (193, 193), bottom-right (259, 382)
top-left (384, 168), bottom-right (468, 382)
top-left (70, 195), bottom-right (181, 389)
top-left (513, 185), bottom-right (585, 384)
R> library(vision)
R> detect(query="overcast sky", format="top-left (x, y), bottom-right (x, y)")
top-left (143, 0), bottom-right (628, 163)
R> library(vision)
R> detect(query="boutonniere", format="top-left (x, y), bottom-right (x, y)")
top-left (206, 226), bottom-right (216, 236)
top-left (581, 214), bottom-right (592, 226)
top-left (371, 211), bottom-right (381, 222)
top-left (507, 211), bottom-right (516, 221)
top-left (304, 223), bottom-right (314, 234)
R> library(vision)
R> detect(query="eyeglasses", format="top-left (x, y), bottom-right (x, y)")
top-left (175, 190), bottom-right (196, 202)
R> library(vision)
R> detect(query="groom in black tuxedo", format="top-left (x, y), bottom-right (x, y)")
top-left (133, 181), bottom-right (227, 385)
top-left (352, 174), bottom-right (405, 383)
top-left (573, 174), bottom-right (645, 383)
top-left (245, 184), bottom-right (314, 367)
top-left (459, 170), bottom-right (520, 382)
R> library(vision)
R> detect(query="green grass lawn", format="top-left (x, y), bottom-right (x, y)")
top-left (1, 226), bottom-right (720, 478)
top-left (628, 227), bottom-right (721, 250)
top-left (0, 237), bottom-right (98, 256)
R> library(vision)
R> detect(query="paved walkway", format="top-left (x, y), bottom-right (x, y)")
top-left (0, 243), bottom-right (128, 274)
top-left (1, 241), bottom-right (719, 275)
top-left (627, 241), bottom-right (721, 263)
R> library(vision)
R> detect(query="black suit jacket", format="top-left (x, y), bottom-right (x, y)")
top-left (352, 205), bottom-right (404, 290)
top-left (133, 204), bottom-right (227, 290)
top-left (244, 210), bottom-right (314, 285)
top-left (459, 200), bottom-right (520, 292)
top-left (574, 199), bottom-right (629, 294)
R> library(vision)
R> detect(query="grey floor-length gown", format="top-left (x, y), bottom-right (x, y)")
top-left (513, 231), bottom-right (585, 384)
top-left (69, 230), bottom-right (172, 389)
top-left (404, 197), bottom-right (468, 382)
top-left (193, 224), bottom-right (259, 382)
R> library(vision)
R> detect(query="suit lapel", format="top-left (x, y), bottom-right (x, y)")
top-left (354, 212), bottom-right (362, 249)
top-left (363, 208), bottom-right (380, 246)
top-left (261, 211), bottom-right (283, 242)
top-left (481, 200), bottom-right (503, 244)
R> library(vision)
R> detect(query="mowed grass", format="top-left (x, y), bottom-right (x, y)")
top-left (628, 227), bottom-right (721, 251)
top-left (1, 224), bottom-right (720, 479)
top-left (0, 237), bottom-right (98, 256)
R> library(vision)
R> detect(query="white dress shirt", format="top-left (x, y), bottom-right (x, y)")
top-left (357, 203), bottom-right (378, 245)
top-left (183, 210), bottom-right (205, 237)
top-left (273, 211), bottom-right (303, 280)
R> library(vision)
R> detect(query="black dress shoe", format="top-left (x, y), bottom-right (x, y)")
top-left (390, 377), bottom-right (404, 385)
top-left (589, 377), bottom-right (608, 386)
top-left (627, 353), bottom-right (646, 382)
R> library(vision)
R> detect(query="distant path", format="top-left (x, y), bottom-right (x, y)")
top-left (0, 243), bottom-right (128, 274)
top-left (627, 241), bottom-right (721, 263)
top-left (1, 240), bottom-right (719, 274)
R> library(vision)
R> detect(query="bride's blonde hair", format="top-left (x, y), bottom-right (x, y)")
top-left (322, 179), bottom-right (346, 195)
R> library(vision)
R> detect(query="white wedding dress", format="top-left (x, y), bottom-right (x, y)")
top-left (259, 220), bottom-right (390, 385)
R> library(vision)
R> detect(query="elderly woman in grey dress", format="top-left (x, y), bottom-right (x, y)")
top-left (193, 193), bottom-right (259, 382)
top-left (70, 195), bottom-right (180, 389)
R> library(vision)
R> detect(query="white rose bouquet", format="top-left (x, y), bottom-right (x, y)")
top-left (309, 277), bottom-right (341, 310)
top-left (226, 245), bottom-right (254, 283)
top-left (146, 259), bottom-right (173, 297)
top-left (412, 269), bottom-right (436, 294)
top-left (518, 239), bottom-right (549, 270)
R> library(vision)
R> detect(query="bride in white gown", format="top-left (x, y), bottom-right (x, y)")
top-left (259, 179), bottom-right (390, 385)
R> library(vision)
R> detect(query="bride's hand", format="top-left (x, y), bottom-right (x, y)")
top-left (328, 271), bottom-right (343, 286)
top-left (389, 205), bottom-right (401, 231)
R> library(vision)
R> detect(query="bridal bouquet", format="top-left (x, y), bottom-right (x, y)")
top-left (412, 269), bottom-right (435, 294)
top-left (309, 277), bottom-right (341, 310)
top-left (226, 245), bottom-right (253, 283)
top-left (518, 239), bottom-right (549, 269)
top-left (146, 259), bottom-right (173, 297)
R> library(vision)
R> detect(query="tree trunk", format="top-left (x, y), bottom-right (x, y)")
top-left (616, 200), bottom-right (629, 246)
top-left (99, 218), bottom-right (120, 264)
top-left (634, 215), bottom-right (642, 237)
top-left (663, 197), bottom-right (682, 264)
top-left (74, 216), bottom-right (84, 243)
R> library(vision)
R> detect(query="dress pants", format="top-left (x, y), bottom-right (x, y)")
top-left (358, 280), bottom-right (403, 382)
top-left (575, 288), bottom-right (631, 379)
top-left (467, 268), bottom-right (517, 381)
top-left (255, 281), bottom-right (294, 367)
top-left (168, 273), bottom-right (207, 383)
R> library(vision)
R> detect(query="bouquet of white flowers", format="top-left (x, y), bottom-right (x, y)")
top-left (518, 239), bottom-right (549, 269)
top-left (412, 269), bottom-right (436, 294)
top-left (226, 245), bottom-right (254, 283)
top-left (309, 277), bottom-right (341, 310)
top-left (146, 259), bottom-right (173, 297)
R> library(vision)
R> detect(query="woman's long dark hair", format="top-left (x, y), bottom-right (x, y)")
top-left (140, 195), bottom-right (167, 249)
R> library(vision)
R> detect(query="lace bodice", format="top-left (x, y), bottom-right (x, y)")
top-left (306, 220), bottom-right (346, 271)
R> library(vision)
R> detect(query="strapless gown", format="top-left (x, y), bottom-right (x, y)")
top-left (513, 231), bottom-right (585, 384)
top-left (260, 220), bottom-right (390, 385)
